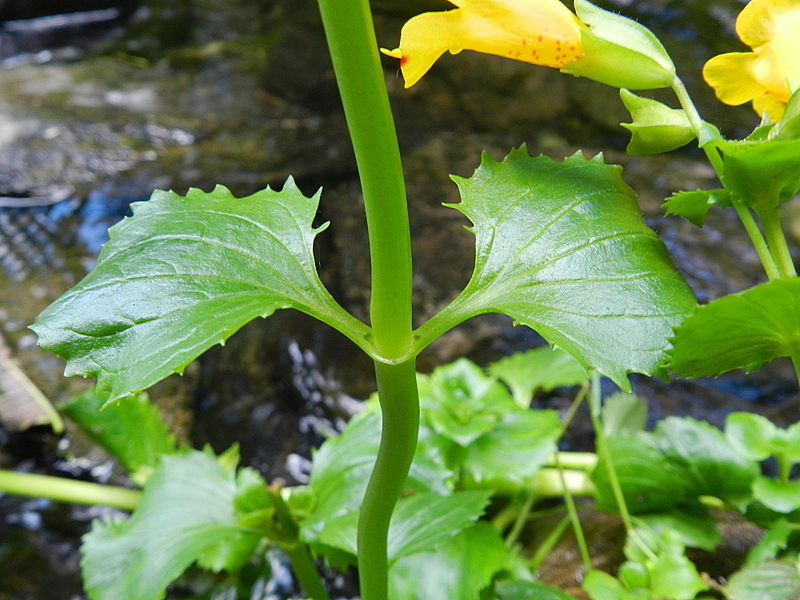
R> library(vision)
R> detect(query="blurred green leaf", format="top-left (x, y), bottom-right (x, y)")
top-left (724, 559), bottom-right (800, 600)
top-left (461, 409), bottom-right (561, 490)
top-left (488, 347), bottom-right (588, 408)
top-left (495, 579), bottom-right (581, 599)
top-left (646, 531), bottom-right (708, 599)
top-left (418, 148), bottom-right (696, 391)
top-left (32, 180), bottom-right (369, 402)
top-left (636, 507), bottom-right (721, 551)
top-left (583, 569), bottom-right (647, 600)
top-left (753, 477), bottom-right (800, 514)
top-left (726, 412), bottom-right (781, 461)
top-left (388, 522), bottom-right (511, 600)
top-left (601, 392), bottom-right (647, 436)
top-left (746, 519), bottom-right (792, 566)
top-left (62, 387), bottom-right (176, 485)
top-left (668, 279), bottom-right (800, 378)
top-left (82, 448), bottom-right (266, 600)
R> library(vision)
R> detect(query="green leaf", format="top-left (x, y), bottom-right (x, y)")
top-left (388, 490), bottom-right (491, 561)
top-left (300, 408), bottom-right (451, 545)
top-left (313, 490), bottom-right (491, 561)
top-left (726, 412), bottom-right (781, 461)
top-left (592, 431), bottom-right (696, 513)
top-left (753, 477), bottom-right (800, 514)
top-left (619, 90), bottom-right (695, 154)
top-left (601, 392), bottom-right (647, 436)
top-left (495, 579), bottom-right (581, 600)
top-left (488, 347), bottom-right (589, 408)
top-left (583, 570), bottom-right (647, 600)
top-left (418, 148), bottom-right (695, 391)
top-left (419, 359), bottom-right (517, 446)
top-left (724, 559), bottom-right (800, 600)
top-left (662, 189), bottom-right (731, 227)
top-left (636, 507), bottom-right (721, 551)
top-left (714, 137), bottom-right (800, 209)
top-left (32, 181), bottom-right (369, 401)
top-left (656, 417), bottom-right (758, 506)
top-left (81, 448), bottom-right (264, 600)
top-left (647, 531), bottom-right (709, 599)
top-left (668, 279), bottom-right (800, 378)
top-left (61, 387), bottom-right (176, 485)
top-left (746, 519), bottom-right (792, 565)
top-left (461, 409), bottom-right (561, 490)
top-left (388, 522), bottom-right (512, 600)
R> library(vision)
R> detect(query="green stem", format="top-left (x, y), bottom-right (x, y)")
top-left (0, 469), bottom-right (141, 510)
top-left (757, 206), bottom-right (797, 278)
top-left (269, 484), bottom-right (332, 600)
top-left (671, 76), bottom-right (783, 280)
top-left (316, 0), bottom-right (412, 360)
top-left (555, 453), bottom-right (592, 572)
top-left (358, 360), bottom-right (420, 600)
top-left (733, 202), bottom-right (782, 281)
top-left (587, 373), bottom-right (656, 562)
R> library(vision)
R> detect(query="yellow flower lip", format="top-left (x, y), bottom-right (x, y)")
top-left (380, 0), bottom-right (584, 88)
top-left (702, 0), bottom-right (800, 121)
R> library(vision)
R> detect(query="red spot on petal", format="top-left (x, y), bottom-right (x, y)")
top-left (400, 56), bottom-right (408, 67)
top-left (522, 38), bottom-right (527, 46)
top-left (538, 35), bottom-right (543, 42)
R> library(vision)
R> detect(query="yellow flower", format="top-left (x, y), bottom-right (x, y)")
top-left (381, 0), bottom-right (584, 88)
top-left (703, 0), bottom-right (800, 121)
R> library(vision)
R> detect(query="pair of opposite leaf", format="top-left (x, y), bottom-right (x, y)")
top-left (383, 0), bottom-right (800, 123)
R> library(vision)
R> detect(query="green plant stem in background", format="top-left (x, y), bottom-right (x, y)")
top-left (359, 360), bottom-right (420, 600)
top-left (757, 206), bottom-right (797, 279)
top-left (268, 485), bottom-right (332, 600)
top-left (671, 76), bottom-right (784, 281)
top-left (0, 469), bottom-right (141, 510)
top-left (315, 0), bottom-right (419, 598)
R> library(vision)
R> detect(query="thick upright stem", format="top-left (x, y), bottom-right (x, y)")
top-left (358, 360), bottom-right (420, 600)
top-left (316, 2), bottom-right (418, 599)
top-left (316, 0), bottom-right (413, 359)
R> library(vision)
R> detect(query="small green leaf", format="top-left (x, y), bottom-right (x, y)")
top-left (656, 417), bottom-right (758, 506)
top-left (419, 359), bottom-right (517, 446)
top-left (775, 87), bottom-right (800, 140)
top-left (753, 477), bottom-right (800, 514)
top-left (461, 409), bottom-right (561, 490)
top-left (647, 531), bottom-right (709, 599)
top-left (714, 137), bottom-right (800, 209)
top-left (636, 507), bottom-right (721, 551)
top-left (388, 522), bottom-right (511, 600)
top-left (726, 412), bottom-right (780, 462)
top-left (419, 148), bottom-right (696, 391)
top-left (620, 90), bottom-right (695, 154)
top-left (32, 181), bottom-right (369, 401)
top-left (724, 559), bottom-right (800, 600)
top-left (81, 449), bottom-right (263, 600)
top-left (583, 569), bottom-right (647, 600)
top-left (663, 189), bottom-right (731, 227)
top-left (746, 519), bottom-right (792, 566)
top-left (488, 347), bottom-right (588, 408)
top-left (668, 279), bottom-right (800, 378)
top-left (601, 392), bottom-right (647, 436)
top-left (62, 387), bottom-right (176, 485)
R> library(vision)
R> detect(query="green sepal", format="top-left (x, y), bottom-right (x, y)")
top-left (662, 189), bottom-right (731, 226)
top-left (561, 0), bottom-right (675, 90)
top-left (774, 86), bottom-right (800, 140)
top-left (668, 279), bottom-right (800, 378)
top-left (32, 180), bottom-right (369, 402)
top-left (620, 89), bottom-right (695, 154)
top-left (710, 137), bottom-right (800, 210)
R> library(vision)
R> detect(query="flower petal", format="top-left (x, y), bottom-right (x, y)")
top-left (737, 0), bottom-right (800, 49)
top-left (703, 52), bottom-right (766, 105)
top-left (752, 93), bottom-right (787, 122)
top-left (387, 0), bottom-right (583, 88)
